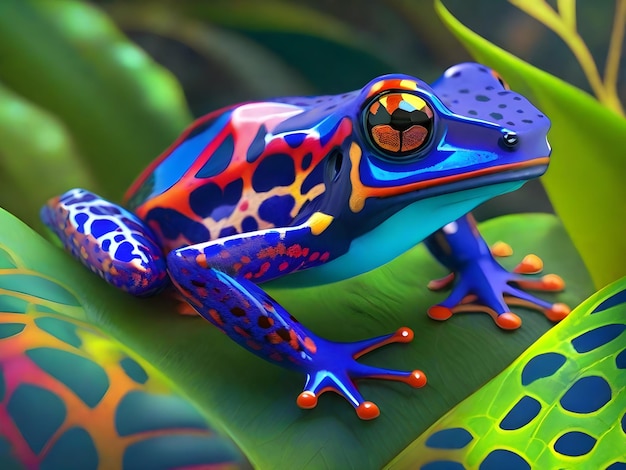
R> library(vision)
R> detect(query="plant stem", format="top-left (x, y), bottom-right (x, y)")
top-left (604, 0), bottom-right (626, 116)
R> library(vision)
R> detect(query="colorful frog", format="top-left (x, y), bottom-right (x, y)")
top-left (41, 63), bottom-right (570, 419)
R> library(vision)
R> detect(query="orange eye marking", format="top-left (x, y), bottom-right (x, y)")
top-left (371, 125), bottom-right (401, 152)
top-left (401, 125), bottom-right (428, 152)
top-left (384, 94), bottom-right (403, 114)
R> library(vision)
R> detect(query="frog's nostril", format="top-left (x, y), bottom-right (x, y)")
top-left (502, 132), bottom-right (519, 148)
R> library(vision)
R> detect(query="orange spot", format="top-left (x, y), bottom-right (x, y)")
top-left (109, 266), bottom-right (119, 276)
top-left (244, 272), bottom-right (253, 280)
top-left (302, 247), bottom-right (309, 257)
top-left (287, 245), bottom-right (303, 258)
top-left (234, 325), bottom-right (250, 338)
top-left (288, 330), bottom-right (300, 351)
top-left (309, 252), bottom-right (320, 261)
top-left (258, 243), bottom-right (286, 259)
top-left (233, 262), bottom-right (242, 271)
top-left (278, 261), bottom-right (289, 271)
top-left (208, 308), bottom-right (225, 327)
top-left (239, 200), bottom-right (249, 211)
top-left (303, 336), bottom-right (317, 354)
top-left (254, 261), bottom-right (271, 278)
top-left (269, 352), bottom-right (283, 362)
top-left (319, 252), bottom-right (330, 262)
top-left (246, 340), bottom-right (263, 350)
top-left (241, 256), bottom-right (251, 264)
top-left (196, 253), bottom-right (208, 268)
top-left (219, 250), bottom-right (231, 259)
top-left (266, 332), bottom-right (282, 344)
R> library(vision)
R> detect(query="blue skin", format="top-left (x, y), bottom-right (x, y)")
top-left (41, 63), bottom-right (567, 419)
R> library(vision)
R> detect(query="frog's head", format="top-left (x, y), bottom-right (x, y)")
top-left (337, 62), bottom-right (551, 221)
top-left (289, 63), bottom-right (551, 285)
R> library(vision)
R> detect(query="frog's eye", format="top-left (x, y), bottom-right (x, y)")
top-left (365, 92), bottom-right (434, 157)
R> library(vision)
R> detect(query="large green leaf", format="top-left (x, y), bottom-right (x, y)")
top-left (389, 275), bottom-right (626, 468)
top-left (0, 81), bottom-right (99, 231)
top-left (0, 207), bottom-right (592, 468)
top-left (435, 0), bottom-right (626, 290)
top-left (0, 0), bottom-right (192, 203)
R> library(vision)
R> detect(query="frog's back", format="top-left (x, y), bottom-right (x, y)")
top-left (123, 96), bottom-right (354, 252)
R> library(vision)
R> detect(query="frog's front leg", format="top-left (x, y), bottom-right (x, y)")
top-left (167, 216), bottom-right (426, 419)
top-left (41, 189), bottom-right (168, 295)
top-left (424, 213), bottom-right (570, 329)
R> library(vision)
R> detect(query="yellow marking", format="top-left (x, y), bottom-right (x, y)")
top-left (349, 142), bottom-right (366, 212)
top-left (308, 212), bottom-right (334, 236)
top-left (369, 81), bottom-right (384, 95)
top-left (402, 93), bottom-right (427, 111)
top-left (399, 79), bottom-right (418, 90)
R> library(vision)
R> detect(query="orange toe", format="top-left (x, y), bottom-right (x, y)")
top-left (514, 254), bottom-right (543, 274)
top-left (491, 241), bottom-right (513, 257)
top-left (428, 305), bottom-right (453, 321)
top-left (545, 302), bottom-right (570, 322)
top-left (356, 401), bottom-right (380, 420)
top-left (495, 312), bottom-right (522, 330)
top-left (297, 391), bottom-right (318, 409)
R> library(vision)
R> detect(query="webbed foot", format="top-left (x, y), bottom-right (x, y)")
top-left (295, 328), bottom-right (426, 419)
top-left (427, 242), bottom-right (570, 329)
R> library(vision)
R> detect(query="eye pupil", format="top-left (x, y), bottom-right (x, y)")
top-left (365, 92), bottom-right (433, 157)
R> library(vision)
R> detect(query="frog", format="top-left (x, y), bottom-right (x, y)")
top-left (41, 63), bottom-right (570, 420)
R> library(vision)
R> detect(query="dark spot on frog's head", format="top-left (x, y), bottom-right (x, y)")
top-left (191, 280), bottom-right (206, 288)
top-left (475, 95), bottom-right (490, 102)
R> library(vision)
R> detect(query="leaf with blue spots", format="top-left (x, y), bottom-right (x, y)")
top-left (388, 276), bottom-right (626, 469)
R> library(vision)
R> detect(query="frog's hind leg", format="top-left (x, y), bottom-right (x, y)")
top-left (168, 235), bottom-right (426, 419)
top-left (41, 188), bottom-right (168, 295)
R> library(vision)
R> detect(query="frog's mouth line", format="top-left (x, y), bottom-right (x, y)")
top-left (409, 156), bottom-right (549, 201)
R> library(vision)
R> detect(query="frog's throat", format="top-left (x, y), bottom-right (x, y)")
top-left (270, 181), bottom-right (523, 288)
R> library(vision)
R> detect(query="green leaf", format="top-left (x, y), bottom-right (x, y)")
top-left (0, 0), bottom-right (192, 201)
top-left (435, 0), bottom-right (626, 290)
top-left (0, 81), bottom-right (98, 231)
top-left (389, 275), bottom-right (626, 468)
top-left (0, 207), bottom-right (593, 468)
top-left (0, 215), bottom-right (248, 468)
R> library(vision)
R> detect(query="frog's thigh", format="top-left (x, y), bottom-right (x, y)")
top-left (41, 188), bottom-right (168, 295)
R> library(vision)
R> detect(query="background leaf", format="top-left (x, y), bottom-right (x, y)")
top-left (389, 275), bottom-right (626, 468)
top-left (0, 0), bottom-right (192, 202)
top-left (436, 0), bottom-right (626, 289)
top-left (0, 207), bottom-right (593, 468)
